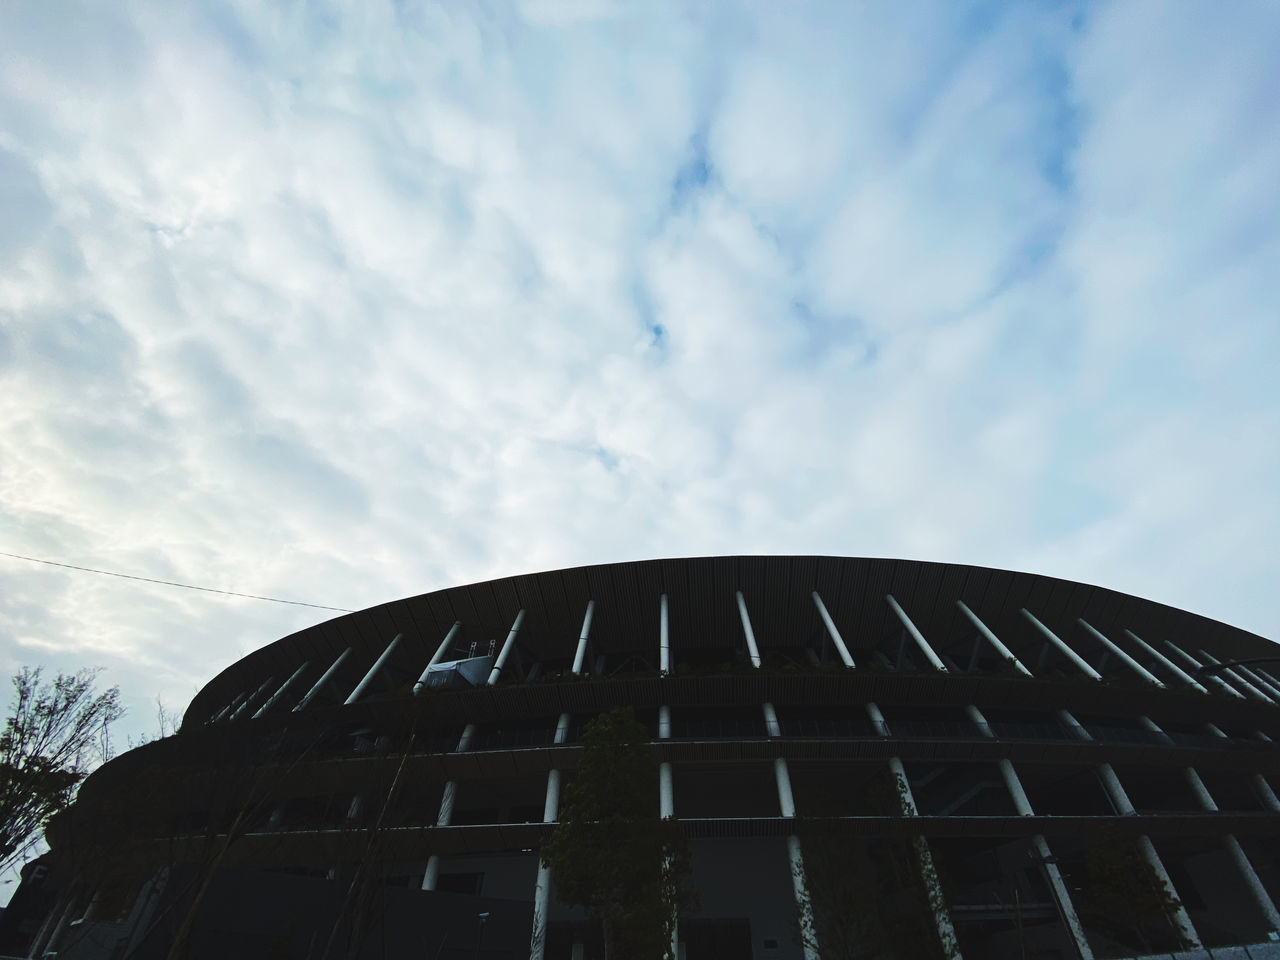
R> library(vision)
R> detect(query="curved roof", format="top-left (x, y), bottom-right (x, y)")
top-left (185, 556), bottom-right (1277, 725)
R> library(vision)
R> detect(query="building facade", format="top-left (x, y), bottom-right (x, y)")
top-left (6, 556), bottom-right (1280, 960)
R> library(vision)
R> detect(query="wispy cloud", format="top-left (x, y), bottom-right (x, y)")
top-left (1, 0), bottom-right (1277, 741)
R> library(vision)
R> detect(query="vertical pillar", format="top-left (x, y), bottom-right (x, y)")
top-left (532, 602), bottom-right (595, 960)
top-left (659, 593), bottom-right (678, 958)
top-left (660, 593), bottom-right (672, 674)
top-left (886, 595), bottom-right (948, 672)
top-left (413, 622), bottom-right (462, 695)
top-left (967, 706), bottom-right (1093, 960)
top-left (867, 703), bottom-right (960, 958)
top-left (1020, 610), bottom-right (1101, 680)
top-left (811, 591), bottom-right (855, 667)
top-left (737, 591), bottom-right (816, 960)
top-left (423, 718), bottom-right (477, 891)
top-left (531, 767), bottom-right (561, 960)
top-left (956, 602), bottom-right (1033, 676)
top-left (294, 648), bottom-right (352, 711)
top-left (773, 757), bottom-right (819, 960)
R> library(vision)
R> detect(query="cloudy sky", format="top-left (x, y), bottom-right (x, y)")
top-left (1, 0), bottom-right (1278, 746)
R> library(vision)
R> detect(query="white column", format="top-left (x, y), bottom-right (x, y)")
top-left (229, 676), bottom-right (276, 720)
top-left (413, 622), bottom-right (461, 695)
top-left (1181, 769), bottom-right (1280, 931)
top-left (1255, 667), bottom-right (1280, 696)
top-left (811, 591), bottom-right (855, 667)
top-left (253, 661), bottom-right (311, 719)
top-left (27, 896), bottom-right (67, 959)
top-left (1223, 836), bottom-right (1280, 933)
top-left (762, 702), bottom-right (782, 738)
top-left (1053, 712), bottom-right (1091, 744)
top-left (659, 593), bottom-right (672, 674)
top-left (956, 602), bottom-right (1033, 676)
top-left (891, 754), bottom-right (960, 959)
top-left (772, 758), bottom-right (819, 960)
top-left (1183, 768), bottom-right (1217, 811)
top-left (1122, 631), bottom-right (1208, 692)
top-left (867, 704), bottom-right (959, 958)
top-left (530, 860), bottom-right (553, 960)
top-left (657, 704), bottom-right (672, 740)
top-left (572, 601), bottom-right (595, 675)
top-left (423, 716), bottom-right (480, 891)
top-left (1077, 620), bottom-right (1164, 686)
top-left (80, 888), bottom-right (104, 923)
top-left (422, 855), bottom-right (441, 892)
top-left (1160, 640), bottom-right (1243, 698)
top-left (735, 591), bottom-right (762, 668)
top-left (533, 604), bottom-right (595, 960)
top-left (1138, 716), bottom-right (1175, 745)
top-left (657, 594), bottom-right (679, 957)
top-left (487, 610), bottom-right (526, 685)
top-left (734, 591), bottom-right (815, 958)
top-left (41, 893), bottom-right (81, 956)
top-left (886, 595), bottom-right (948, 672)
top-left (967, 706), bottom-right (1093, 960)
top-left (345, 634), bottom-right (403, 705)
top-left (1195, 650), bottom-right (1274, 702)
top-left (1058, 710), bottom-right (1201, 946)
top-left (664, 763), bottom-right (679, 960)
top-left (1254, 775), bottom-right (1280, 812)
top-left (1020, 610), bottom-right (1101, 680)
top-left (293, 648), bottom-right (352, 711)
top-left (211, 689), bottom-right (248, 723)
top-left (422, 775), bottom-right (460, 890)
top-left (531, 767), bottom-right (563, 960)
top-left (1238, 664), bottom-right (1280, 701)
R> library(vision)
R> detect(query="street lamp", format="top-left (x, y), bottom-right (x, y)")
top-left (474, 911), bottom-right (490, 960)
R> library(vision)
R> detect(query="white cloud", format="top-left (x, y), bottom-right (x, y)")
top-left (0, 0), bottom-right (1278, 770)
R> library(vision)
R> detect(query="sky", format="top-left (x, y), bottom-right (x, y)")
top-left (1, 0), bottom-right (1279, 751)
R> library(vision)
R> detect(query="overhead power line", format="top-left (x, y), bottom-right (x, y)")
top-left (0, 551), bottom-right (354, 613)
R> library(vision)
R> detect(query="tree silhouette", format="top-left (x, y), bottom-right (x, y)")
top-left (0, 667), bottom-right (123, 876)
top-left (540, 707), bottom-right (693, 960)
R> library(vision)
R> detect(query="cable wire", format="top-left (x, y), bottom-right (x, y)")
top-left (0, 551), bottom-right (354, 613)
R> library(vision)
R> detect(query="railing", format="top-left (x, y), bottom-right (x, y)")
top-left (298, 717), bottom-right (1268, 760)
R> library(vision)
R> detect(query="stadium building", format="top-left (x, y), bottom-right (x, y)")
top-left (4, 556), bottom-right (1280, 960)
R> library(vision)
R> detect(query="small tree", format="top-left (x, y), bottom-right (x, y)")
top-left (1079, 828), bottom-right (1193, 954)
top-left (0, 667), bottom-right (123, 876)
top-left (798, 773), bottom-right (957, 960)
top-left (540, 708), bottom-right (693, 960)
